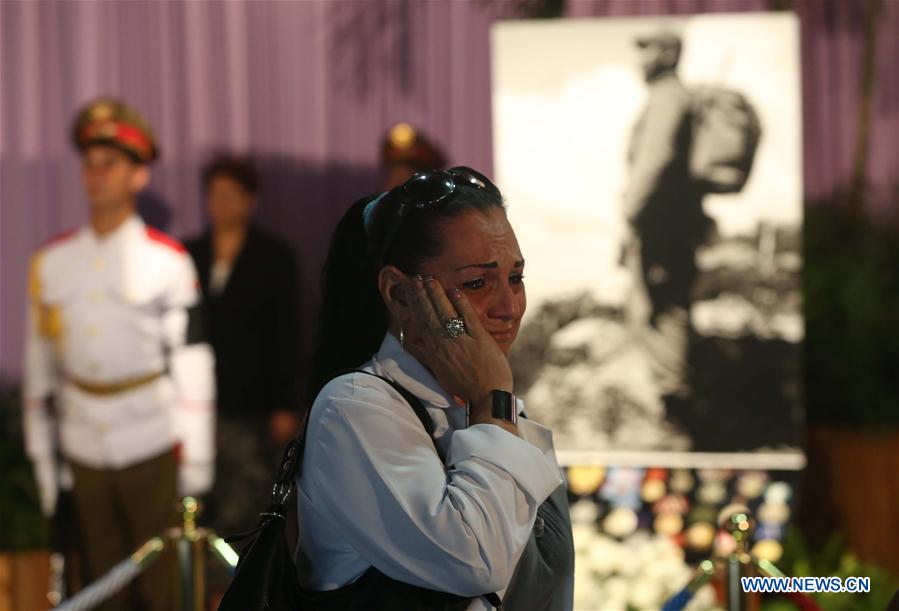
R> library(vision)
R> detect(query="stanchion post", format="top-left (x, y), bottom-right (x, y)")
top-left (206, 535), bottom-right (239, 571)
top-left (52, 497), bottom-right (240, 611)
top-left (722, 507), bottom-right (761, 611)
top-left (176, 496), bottom-right (206, 611)
top-left (663, 507), bottom-right (807, 611)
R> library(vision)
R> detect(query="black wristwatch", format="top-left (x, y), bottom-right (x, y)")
top-left (490, 389), bottom-right (517, 425)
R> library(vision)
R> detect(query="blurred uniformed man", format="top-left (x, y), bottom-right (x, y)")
top-left (624, 31), bottom-right (712, 398)
top-left (380, 122), bottom-right (447, 190)
top-left (22, 98), bottom-right (215, 610)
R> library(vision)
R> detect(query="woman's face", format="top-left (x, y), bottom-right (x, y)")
top-left (206, 175), bottom-right (256, 230)
top-left (418, 208), bottom-right (526, 356)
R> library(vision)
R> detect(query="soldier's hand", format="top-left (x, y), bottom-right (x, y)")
top-left (33, 458), bottom-right (58, 517)
top-left (178, 462), bottom-right (214, 497)
top-left (269, 409), bottom-right (301, 444)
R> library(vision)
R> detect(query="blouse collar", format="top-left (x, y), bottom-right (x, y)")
top-left (371, 332), bottom-right (455, 410)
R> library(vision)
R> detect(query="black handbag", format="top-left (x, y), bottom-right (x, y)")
top-left (216, 433), bottom-right (304, 610)
top-left (217, 371), bottom-right (501, 611)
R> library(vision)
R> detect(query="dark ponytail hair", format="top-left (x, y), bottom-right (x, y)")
top-left (304, 196), bottom-right (386, 405)
top-left (304, 172), bottom-right (505, 405)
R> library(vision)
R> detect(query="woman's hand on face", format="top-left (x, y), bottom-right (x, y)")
top-left (403, 275), bottom-right (513, 409)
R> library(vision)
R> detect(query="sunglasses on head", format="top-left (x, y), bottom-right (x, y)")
top-left (368, 166), bottom-right (501, 268)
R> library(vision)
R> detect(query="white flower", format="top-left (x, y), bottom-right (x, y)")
top-left (587, 534), bottom-right (622, 576)
top-left (615, 548), bottom-right (643, 577)
top-left (573, 572), bottom-right (604, 610)
top-left (628, 578), bottom-right (666, 610)
top-left (571, 499), bottom-right (601, 524)
top-left (601, 576), bottom-right (630, 607)
top-left (685, 584), bottom-right (719, 610)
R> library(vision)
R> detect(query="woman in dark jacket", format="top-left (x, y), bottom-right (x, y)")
top-left (185, 155), bottom-right (301, 537)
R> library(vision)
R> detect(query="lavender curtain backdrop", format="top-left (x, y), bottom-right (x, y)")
top-left (1, 0), bottom-right (896, 384)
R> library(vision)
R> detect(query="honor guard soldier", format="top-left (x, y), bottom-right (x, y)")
top-left (380, 122), bottom-right (447, 190)
top-left (22, 98), bottom-right (216, 610)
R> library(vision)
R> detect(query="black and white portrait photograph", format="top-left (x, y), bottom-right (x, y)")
top-left (493, 13), bottom-right (804, 468)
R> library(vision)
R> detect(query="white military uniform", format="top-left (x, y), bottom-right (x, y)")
top-left (23, 214), bottom-right (215, 515)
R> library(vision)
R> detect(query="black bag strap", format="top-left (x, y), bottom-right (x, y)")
top-left (362, 371), bottom-right (440, 449)
top-left (294, 369), bottom-right (438, 487)
top-left (261, 370), bottom-right (381, 521)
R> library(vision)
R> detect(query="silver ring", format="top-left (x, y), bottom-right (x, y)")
top-left (444, 317), bottom-right (466, 339)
